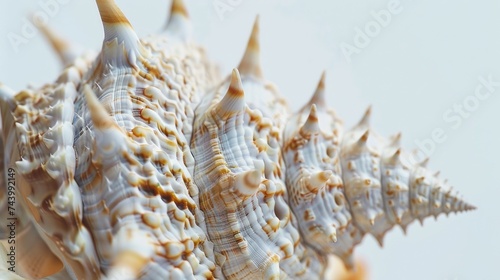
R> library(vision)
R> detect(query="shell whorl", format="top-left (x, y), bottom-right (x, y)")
top-left (0, 0), bottom-right (476, 279)
top-left (283, 72), bottom-right (475, 266)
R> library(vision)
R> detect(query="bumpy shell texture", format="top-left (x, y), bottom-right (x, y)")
top-left (0, 0), bottom-right (475, 279)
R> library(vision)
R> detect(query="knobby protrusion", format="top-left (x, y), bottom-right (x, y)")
top-left (368, 209), bottom-right (378, 226)
top-left (233, 169), bottom-right (262, 197)
top-left (164, 0), bottom-right (192, 42)
top-left (214, 69), bottom-right (246, 119)
top-left (395, 208), bottom-right (404, 224)
top-left (238, 16), bottom-right (263, 80)
top-left (316, 224), bottom-right (338, 243)
top-left (305, 170), bottom-right (333, 193)
top-left (300, 104), bottom-right (321, 136)
top-left (264, 259), bottom-right (280, 280)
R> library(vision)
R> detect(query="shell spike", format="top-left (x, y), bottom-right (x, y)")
top-left (32, 19), bottom-right (79, 66)
top-left (233, 169), bottom-right (262, 197)
top-left (357, 129), bottom-right (370, 145)
top-left (305, 71), bottom-right (327, 110)
top-left (434, 171), bottom-right (441, 178)
top-left (84, 85), bottom-right (127, 160)
top-left (238, 15), bottom-right (263, 80)
top-left (83, 85), bottom-right (117, 131)
top-left (375, 235), bottom-right (384, 247)
top-left (419, 157), bottom-right (430, 168)
top-left (389, 132), bottom-right (402, 147)
top-left (96, 0), bottom-right (145, 67)
top-left (387, 148), bottom-right (402, 165)
top-left (214, 69), bottom-right (245, 119)
top-left (164, 0), bottom-right (192, 42)
top-left (400, 224), bottom-right (408, 235)
top-left (355, 105), bottom-right (372, 128)
top-left (304, 170), bottom-right (333, 193)
top-left (300, 104), bottom-right (321, 136)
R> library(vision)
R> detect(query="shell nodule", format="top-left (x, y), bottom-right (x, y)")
top-left (0, 1), bottom-right (475, 279)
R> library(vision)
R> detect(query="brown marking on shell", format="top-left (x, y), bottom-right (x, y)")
top-left (170, 0), bottom-right (189, 18)
top-left (96, 0), bottom-right (131, 25)
top-left (238, 16), bottom-right (263, 79)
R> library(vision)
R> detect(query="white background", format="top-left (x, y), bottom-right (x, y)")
top-left (1, 0), bottom-right (498, 279)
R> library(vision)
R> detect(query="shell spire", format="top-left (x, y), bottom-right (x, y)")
top-left (164, 0), bottom-right (192, 42)
top-left (238, 16), bottom-right (263, 80)
top-left (213, 69), bottom-right (246, 119)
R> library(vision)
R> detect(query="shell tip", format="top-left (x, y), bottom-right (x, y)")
top-left (96, 0), bottom-right (131, 26)
top-left (300, 104), bottom-right (321, 136)
top-left (306, 71), bottom-right (327, 109)
top-left (165, 0), bottom-right (192, 41)
top-left (238, 15), bottom-right (263, 79)
top-left (31, 18), bottom-right (76, 66)
top-left (170, 0), bottom-right (189, 19)
top-left (375, 235), bottom-right (384, 247)
top-left (214, 69), bottom-right (245, 119)
top-left (355, 105), bottom-right (372, 129)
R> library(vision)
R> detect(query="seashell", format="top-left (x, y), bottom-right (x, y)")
top-left (0, 0), bottom-right (476, 279)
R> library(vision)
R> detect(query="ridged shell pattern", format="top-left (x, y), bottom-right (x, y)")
top-left (0, 0), bottom-right (475, 279)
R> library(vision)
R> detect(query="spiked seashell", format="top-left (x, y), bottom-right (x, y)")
top-left (0, 0), bottom-right (475, 279)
